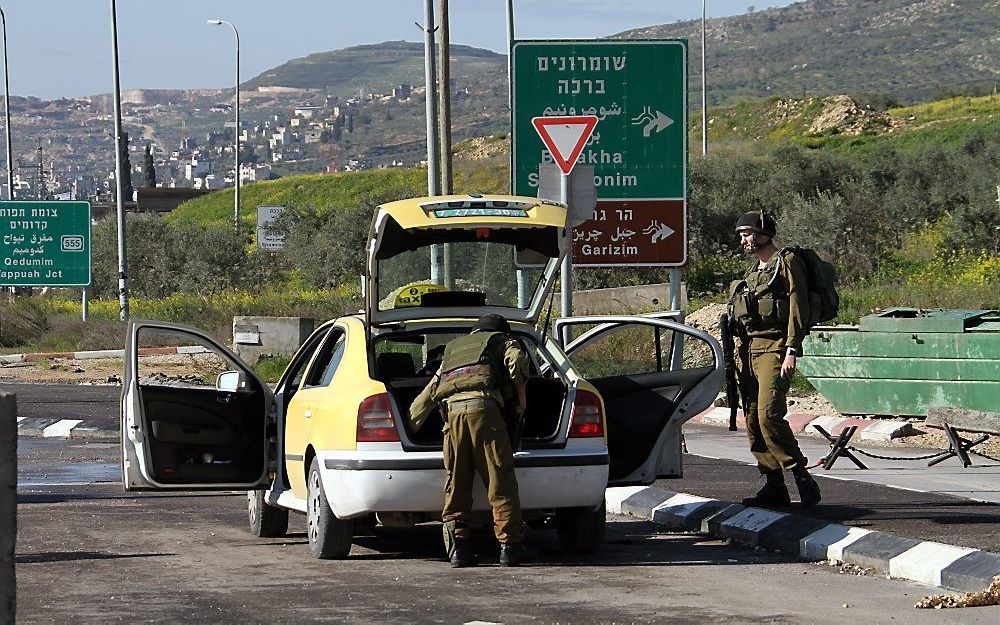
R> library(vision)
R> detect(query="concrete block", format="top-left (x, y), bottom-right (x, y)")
top-left (940, 550), bottom-right (1000, 593)
top-left (785, 413), bottom-right (817, 432)
top-left (650, 493), bottom-right (715, 530)
top-left (699, 407), bottom-right (732, 427)
top-left (799, 525), bottom-right (870, 561)
top-left (718, 507), bottom-right (789, 547)
top-left (621, 488), bottom-right (675, 520)
top-left (605, 486), bottom-right (649, 514)
top-left (805, 415), bottom-right (845, 435)
top-left (232, 316), bottom-right (315, 365)
top-left (859, 419), bottom-right (913, 442)
top-left (889, 541), bottom-right (976, 587)
top-left (42, 419), bottom-right (82, 438)
top-left (756, 515), bottom-right (829, 555)
top-left (840, 531), bottom-right (921, 572)
top-left (701, 503), bottom-right (746, 535)
top-left (16, 418), bottom-right (58, 437)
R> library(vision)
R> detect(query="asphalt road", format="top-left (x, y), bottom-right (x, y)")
top-left (1, 382), bottom-right (119, 421)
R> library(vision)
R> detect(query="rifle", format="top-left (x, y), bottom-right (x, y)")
top-left (719, 312), bottom-right (740, 432)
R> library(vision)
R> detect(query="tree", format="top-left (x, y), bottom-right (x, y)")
top-left (118, 131), bottom-right (135, 202)
top-left (143, 144), bottom-right (156, 188)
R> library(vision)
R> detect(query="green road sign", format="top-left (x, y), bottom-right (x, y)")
top-left (0, 201), bottom-right (91, 286)
top-left (512, 39), bottom-right (688, 266)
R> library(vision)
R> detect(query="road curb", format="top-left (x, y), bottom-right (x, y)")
top-left (16, 417), bottom-right (117, 441)
top-left (0, 345), bottom-right (208, 365)
top-left (606, 485), bottom-right (1000, 593)
top-left (690, 406), bottom-right (913, 441)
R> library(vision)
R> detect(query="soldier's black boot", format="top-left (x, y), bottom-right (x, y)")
top-left (450, 540), bottom-right (478, 568)
top-left (499, 542), bottom-right (533, 567)
top-left (742, 469), bottom-right (791, 507)
top-left (793, 467), bottom-right (822, 508)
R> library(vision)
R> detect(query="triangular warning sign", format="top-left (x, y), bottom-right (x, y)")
top-left (532, 115), bottom-right (599, 176)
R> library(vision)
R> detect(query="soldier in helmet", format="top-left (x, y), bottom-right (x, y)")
top-left (729, 211), bottom-right (822, 508)
top-left (409, 313), bottom-right (531, 567)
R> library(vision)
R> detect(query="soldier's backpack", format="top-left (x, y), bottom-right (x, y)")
top-left (780, 246), bottom-right (839, 328)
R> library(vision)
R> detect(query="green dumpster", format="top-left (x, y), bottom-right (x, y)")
top-left (798, 308), bottom-right (1000, 417)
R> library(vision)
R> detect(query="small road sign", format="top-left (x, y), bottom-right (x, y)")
top-left (531, 115), bottom-right (598, 175)
top-left (256, 205), bottom-right (286, 252)
top-left (0, 201), bottom-right (91, 286)
top-left (512, 39), bottom-right (688, 267)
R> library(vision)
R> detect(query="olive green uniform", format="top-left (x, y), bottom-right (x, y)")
top-left (410, 334), bottom-right (529, 545)
top-left (732, 251), bottom-right (809, 473)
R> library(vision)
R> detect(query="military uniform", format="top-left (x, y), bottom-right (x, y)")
top-left (732, 250), bottom-right (810, 473)
top-left (409, 330), bottom-right (529, 554)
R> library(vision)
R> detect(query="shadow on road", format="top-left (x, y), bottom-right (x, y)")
top-left (16, 551), bottom-right (173, 564)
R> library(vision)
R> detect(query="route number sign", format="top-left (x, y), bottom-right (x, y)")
top-left (512, 39), bottom-right (688, 267)
top-left (0, 201), bottom-right (91, 286)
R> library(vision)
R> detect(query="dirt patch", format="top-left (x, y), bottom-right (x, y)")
top-left (0, 353), bottom-right (224, 386)
top-left (808, 95), bottom-right (904, 136)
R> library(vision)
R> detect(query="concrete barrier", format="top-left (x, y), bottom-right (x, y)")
top-left (232, 317), bottom-right (315, 365)
top-left (572, 282), bottom-right (687, 315)
top-left (0, 393), bottom-right (16, 624)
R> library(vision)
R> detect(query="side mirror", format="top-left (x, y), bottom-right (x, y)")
top-left (217, 370), bottom-right (245, 392)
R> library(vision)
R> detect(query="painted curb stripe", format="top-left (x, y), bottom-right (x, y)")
top-left (840, 532), bottom-right (922, 571)
top-left (756, 515), bottom-right (829, 554)
top-left (621, 488), bottom-right (675, 518)
top-left (42, 419), bottom-right (84, 438)
top-left (650, 493), bottom-right (714, 530)
top-left (702, 503), bottom-right (746, 534)
top-left (799, 524), bottom-right (870, 561)
top-left (16, 416), bottom-right (26, 423)
top-left (805, 415), bottom-right (844, 435)
top-left (889, 541), bottom-right (976, 587)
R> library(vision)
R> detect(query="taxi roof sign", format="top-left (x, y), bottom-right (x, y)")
top-left (531, 115), bottom-right (598, 176)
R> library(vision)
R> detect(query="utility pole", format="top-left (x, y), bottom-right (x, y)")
top-left (437, 0), bottom-right (453, 288)
top-left (1, 6), bottom-right (12, 201)
top-left (701, 0), bottom-right (708, 157)
top-left (419, 0), bottom-right (444, 284)
top-left (110, 0), bottom-right (129, 321)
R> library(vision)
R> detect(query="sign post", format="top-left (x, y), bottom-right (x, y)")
top-left (513, 39), bottom-right (688, 270)
top-left (531, 115), bottom-right (598, 331)
top-left (0, 201), bottom-right (91, 288)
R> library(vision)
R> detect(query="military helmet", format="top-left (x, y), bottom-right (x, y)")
top-left (735, 211), bottom-right (776, 237)
top-left (472, 313), bottom-right (511, 334)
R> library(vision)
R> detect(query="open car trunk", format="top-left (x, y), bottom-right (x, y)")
top-left (383, 375), bottom-right (569, 450)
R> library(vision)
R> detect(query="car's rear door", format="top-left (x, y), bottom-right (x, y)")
top-left (556, 313), bottom-right (724, 486)
top-left (121, 320), bottom-right (270, 491)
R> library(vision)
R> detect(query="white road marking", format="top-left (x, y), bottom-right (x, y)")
top-left (42, 419), bottom-right (83, 438)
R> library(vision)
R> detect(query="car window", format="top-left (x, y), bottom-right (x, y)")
top-left (566, 323), bottom-right (672, 378)
top-left (134, 326), bottom-right (246, 389)
top-left (304, 331), bottom-right (347, 388)
top-left (279, 327), bottom-right (332, 392)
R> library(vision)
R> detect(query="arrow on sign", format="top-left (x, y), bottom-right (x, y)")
top-left (531, 115), bottom-right (599, 175)
top-left (631, 107), bottom-right (675, 138)
top-left (643, 220), bottom-right (675, 243)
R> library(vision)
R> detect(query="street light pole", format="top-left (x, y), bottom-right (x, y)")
top-left (0, 6), bottom-right (12, 200)
top-left (701, 0), bottom-right (708, 156)
top-left (207, 19), bottom-right (240, 231)
top-left (418, 0), bottom-right (443, 284)
top-left (110, 0), bottom-right (129, 321)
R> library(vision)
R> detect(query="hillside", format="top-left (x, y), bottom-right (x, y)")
top-left (620, 0), bottom-right (1000, 104)
top-left (245, 41), bottom-right (505, 98)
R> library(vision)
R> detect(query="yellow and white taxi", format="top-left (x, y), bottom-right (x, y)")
top-left (120, 194), bottom-right (723, 559)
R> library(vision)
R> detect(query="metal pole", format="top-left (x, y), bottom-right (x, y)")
top-left (0, 393), bottom-right (15, 624)
top-left (110, 0), bottom-right (129, 321)
top-left (438, 0), bottom-right (453, 289)
top-left (559, 173), bottom-right (571, 344)
top-left (701, 0), bottom-right (708, 156)
top-left (420, 0), bottom-right (443, 284)
top-left (81, 287), bottom-right (88, 322)
top-left (509, 0), bottom-right (530, 307)
top-left (0, 7), bottom-right (12, 200)
top-left (208, 20), bottom-right (240, 231)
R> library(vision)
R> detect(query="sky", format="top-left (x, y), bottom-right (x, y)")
top-left (1, 1), bottom-right (798, 100)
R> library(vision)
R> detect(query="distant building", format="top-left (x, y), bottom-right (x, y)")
top-left (303, 130), bottom-right (322, 144)
top-left (393, 84), bottom-right (412, 99)
top-left (293, 106), bottom-right (321, 119)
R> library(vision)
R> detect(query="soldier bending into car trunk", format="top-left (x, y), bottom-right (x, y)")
top-left (409, 313), bottom-right (531, 567)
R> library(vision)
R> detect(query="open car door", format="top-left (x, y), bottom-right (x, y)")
top-left (556, 313), bottom-right (724, 486)
top-left (120, 320), bottom-right (271, 491)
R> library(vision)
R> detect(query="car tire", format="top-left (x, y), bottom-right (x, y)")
top-left (247, 489), bottom-right (289, 538)
top-left (306, 458), bottom-right (354, 559)
top-left (556, 502), bottom-right (606, 554)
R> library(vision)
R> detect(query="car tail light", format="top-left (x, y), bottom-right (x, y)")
top-left (357, 393), bottom-right (400, 442)
top-left (569, 390), bottom-right (605, 438)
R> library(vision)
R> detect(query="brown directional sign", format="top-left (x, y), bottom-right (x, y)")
top-left (572, 200), bottom-right (686, 266)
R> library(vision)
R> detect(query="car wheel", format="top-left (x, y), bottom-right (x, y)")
top-left (306, 458), bottom-right (354, 559)
top-left (556, 502), bottom-right (606, 554)
top-left (247, 489), bottom-right (289, 538)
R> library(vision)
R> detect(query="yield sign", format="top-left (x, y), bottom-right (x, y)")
top-left (531, 115), bottom-right (598, 176)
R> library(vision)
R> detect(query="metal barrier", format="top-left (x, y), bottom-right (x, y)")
top-left (0, 392), bottom-right (15, 624)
